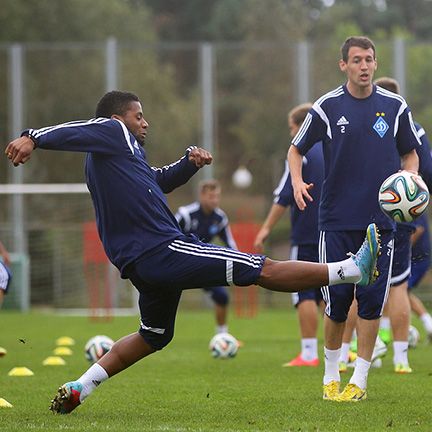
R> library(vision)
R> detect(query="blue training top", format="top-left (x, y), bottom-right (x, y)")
top-left (175, 203), bottom-right (237, 249)
top-left (292, 84), bottom-right (420, 231)
top-left (274, 142), bottom-right (324, 245)
top-left (25, 118), bottom-right (199, 277)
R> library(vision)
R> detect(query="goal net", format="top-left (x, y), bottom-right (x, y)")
top-left (0, 183), bottom-right (137, 316)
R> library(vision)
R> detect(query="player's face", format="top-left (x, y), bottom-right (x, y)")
top-left (116, 101), bottom-right (149, 145)
top-left (200, 189), bottom-right (221, 213)
top-left (339, 46), bottom-right (377, 95)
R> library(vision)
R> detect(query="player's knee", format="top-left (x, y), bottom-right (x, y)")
top-left (256, 258), bottom-right (275, 286)
top-left (211, 287), bottom-right (229, 306)
top-left (139, 328), bottom-right (175, 351)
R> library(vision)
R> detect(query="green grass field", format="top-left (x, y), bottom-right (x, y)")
top-left (0, 308), bottom-right (431, 431)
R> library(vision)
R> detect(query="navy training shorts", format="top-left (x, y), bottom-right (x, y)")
top-left (124, 235), bottom-right (265, 350)
top-left (319, 229), bottom-right (394, 322)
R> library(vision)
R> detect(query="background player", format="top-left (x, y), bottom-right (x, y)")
top-left (0, 240), bottom-right (12, 356)
top-left (288, 36), bottom-right (420, 401)
top-left (374, 76), bottom-right (432, 372)
top-left (175, 179), bottom-right (238, 337)
top-left (408, 214), bottom-right (432, 341)
top-left (0, 240), bottom-right (12, 309)
top-left (254, 103), bottom-right (325, 367)
top-left (6, 90), bottom-right (379, 414)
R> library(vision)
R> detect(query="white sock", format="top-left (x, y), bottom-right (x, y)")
top-left (323, 347), bottom-right (341, 385)
top-left (216, 325), bottom-right (228, 334)
top-left (301, 338), bottom-right (318, 361)
top-left (327, 257), bottom-right (361, 285)
top-left (339, 342), bottom-right (351, 363)
top-left (420, 313), bottom-right (432, 333)
top-left (349, 357), bottom-right (371, 390)
top-left (77, 363), bottom-right (109, 402)
top-left (380, 316), bottom-right (391, 330)
top-left (393, 341), bottom-right (409, 366)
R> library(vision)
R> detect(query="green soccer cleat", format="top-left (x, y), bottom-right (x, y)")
top-left (394, 363), bottom-right (413, 374)
top-left (350, 223), bottom-right (381, 286)
top-left (323, 380), bottom-right (340, 401)
top-left (378, 328), bottom-right (392, 345)
top-left (50, 381), bottom-right (83, 414)
top-left (350, 337), bottom-right (358, 353)
top-left (337, 383), bottom-right (367, 402)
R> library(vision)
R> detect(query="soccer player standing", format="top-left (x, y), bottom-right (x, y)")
top-left (288, 36), bottom-right (420, 401)
top-left (374, 76), bottom-right (432, 373)
top-left (175, 179), bottom-right (238, 337)
top-left (254, 103), bottom-right (325, 367)
top-left (6, 90), bottom-right (379, 414)
top-left (0, 240), bottom-right (12, 310)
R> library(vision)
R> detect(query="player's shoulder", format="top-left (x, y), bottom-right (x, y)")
top-left (313, 85), bottom-right (345, 110)
top-left (178, 201), bottom-right (200, 215)
top-left (375, 85), bottom-right (407, 106)
top-left (214, 207), bottom-right (228, 219)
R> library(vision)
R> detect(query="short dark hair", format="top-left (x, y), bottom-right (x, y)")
top-left (374, 77), bottom-right (400, 94)
top-left (341, 36), bottom-right (376, 62)
top-left (199, 179), bottom-right (221, 193)
top-left (95, 91), bottom-right (140, 118)
top-left (288, 102), bottom-right (313, 127)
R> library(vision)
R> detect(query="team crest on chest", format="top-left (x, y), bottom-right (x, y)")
top-left (373, 113), bottom-right (389, 138)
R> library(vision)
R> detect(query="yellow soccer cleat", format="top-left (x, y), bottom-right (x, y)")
top-left (394, 363), bottom-right (412, 374)
top-left (323, 380), bottom-right (340, 401)
top-left (337, 383), bottom-right (367, 402)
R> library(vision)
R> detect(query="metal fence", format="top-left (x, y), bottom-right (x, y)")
top-left (1, 37), bottom-right (432, 310)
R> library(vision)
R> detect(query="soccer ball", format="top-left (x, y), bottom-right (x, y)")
top-left (209, 333), bottom-right (238, 359)
top-left (408, 325), bottom-right (420, 348)
top-left (84, 335), bottom-right (114, 363)
top-left (378, 170), bottom-right (429, 223)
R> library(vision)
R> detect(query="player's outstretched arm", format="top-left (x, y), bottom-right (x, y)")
top-left (5, 136), bottom-right (35, 166)
top-left (254, 204), bottom-right (286, 252)
top-left (154, 146), bottom-right (213, 193)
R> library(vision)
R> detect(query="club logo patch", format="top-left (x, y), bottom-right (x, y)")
top-left (373, 117), bottom-right (389, 138)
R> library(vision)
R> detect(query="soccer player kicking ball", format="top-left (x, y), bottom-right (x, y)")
top-left (6, 91), bottom-right (379, 414)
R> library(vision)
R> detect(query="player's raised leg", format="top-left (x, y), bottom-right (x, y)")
top-left (258, 223), bottom-right (380, 291)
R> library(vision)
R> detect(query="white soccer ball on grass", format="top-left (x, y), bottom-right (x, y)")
top-left (209, 333), bottom-right (238, 359)
top-left (85, 335), bottom-right (114, 363)
top-left (408, 325), bottom-right (420, 348)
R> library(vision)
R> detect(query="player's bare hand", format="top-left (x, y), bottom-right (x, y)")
top-left (293, 182), bottom-right (314, 211)
top-left (5, 136), bottom-right (35, 167)
top-left (188, 147), bottom-right (213, 168)
top-left (254, 227), bottom-right (270, 252)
